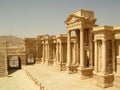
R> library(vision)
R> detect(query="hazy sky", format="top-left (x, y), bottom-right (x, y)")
top-left (0, 0), bottom-right (120, 38)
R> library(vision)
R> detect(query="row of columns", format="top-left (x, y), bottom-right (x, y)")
top-left (54, 40), bottom-right (67, 70)
top-left (66, 28), bottom-right (85, 72)
top-left (67, 30), bottom-right (81, 66)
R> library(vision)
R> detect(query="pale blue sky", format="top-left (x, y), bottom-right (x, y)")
top-left (0, 0), bottom-right (120, 38)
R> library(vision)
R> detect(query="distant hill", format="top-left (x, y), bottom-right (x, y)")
top-left (0, 35), bottom-right (24, 47)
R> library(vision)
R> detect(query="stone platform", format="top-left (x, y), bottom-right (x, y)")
top-left (22, 64), bottom-right (119, 90)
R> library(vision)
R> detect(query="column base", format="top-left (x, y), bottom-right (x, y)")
top-left (45, 59), bottom-right (53, 66)
top-left (66, 65), bottom-right (79, 74)
top-left (52, 59), bottom-right (57, 66)
top-left (41, 58), bottom-right (45, 64)
top-left (53, 62), bottom-right (57, 66)
top-left (78, 67), bottom-right (93, 79)
top-left (35, 57), bottom-right (41, 64)
top-left (55, 62), bottom-right (66, 71)
top-left (94, 73), bottom-right (114, 88)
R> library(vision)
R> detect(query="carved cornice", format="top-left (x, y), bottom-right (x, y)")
top-left (93, 26), bottom-right (113, 32)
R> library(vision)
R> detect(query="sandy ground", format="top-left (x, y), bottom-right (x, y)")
top-left (0, 69), bottom-right (37, 90)
top-left (0, 64), bottom-right (119, 90)
top-left (22, 64), bottom-right (120, 90)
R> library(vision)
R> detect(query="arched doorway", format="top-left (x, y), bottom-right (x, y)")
top-left (26, 53), bottom-right (35, 64)
top-left (9, 56), bottom-right (21, 69)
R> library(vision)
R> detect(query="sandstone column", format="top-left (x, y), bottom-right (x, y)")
top-left (66, 31), bottom-right (72, 73)
top-left (36, 40), bottom-right (38, 57)
top-left (53, 44), bottom-right (56, 63)
top-left (55, 42), bottom-right (59, 64)
top-left (80, 28), bottom-right (85, 68)
top-left (72, 41), bottom-right (76, 65)
top-left (60, 42), bottom-right (63, 70)
top-left (45, 44), bottom-right (48, 63)
top-left (89, 30), bottom-right (93, 68)
top-left (59, 42), bottom-right (62, 63)
top-left (94, 40), bottom-right (98, 72)
top-left (76, 30), bottom-right (80, 65)
top-left (102, 39), bottom-right (107, 74)
top-left (42, 41), bottom-right (45, 64)
top-left (47, 44), bottom-right (49, 59)
top-left (67, 31), bottom-right (72, 66)
top-left (112, 40), bottom-right (116, 72)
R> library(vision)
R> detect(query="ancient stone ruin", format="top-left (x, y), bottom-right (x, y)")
top-left (0, 9), bottom-right (120, 88)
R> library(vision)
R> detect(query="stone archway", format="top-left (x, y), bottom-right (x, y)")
top-left (26, 53), bottom-right (35, 65)
top-left (8, 56), bottom-right (21, 69)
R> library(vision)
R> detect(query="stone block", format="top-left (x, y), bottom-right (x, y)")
top-left (78, 68), bottom-right (93, 79)
top-left (66, 65), bottom-right (79, 74)
top-left (95, 74), bottom-right (114, 88)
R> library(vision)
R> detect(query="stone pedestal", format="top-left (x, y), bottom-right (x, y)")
top-left (41, 57), bottom-right (45, 64)
top-left (55, 62), bottom-right (66, 71)
top-left (45, 59), bottom-right (53, 66)
top-left (94, 73), bottom-right (114, 88)
top-left (78, 68), bottom-right (93, 79)
top-left (66, 65), bottom-right (72, 74)
top-left (66, 65), bottom-right (79, 74)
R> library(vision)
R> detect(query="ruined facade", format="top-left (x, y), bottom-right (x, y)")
top-left (0, 9), bottom-right (120, 88)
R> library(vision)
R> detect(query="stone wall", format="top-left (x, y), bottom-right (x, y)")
top-left (24, 38), bottom-right (36, 64)
top-left (0, 41), bottom-right (8, 77)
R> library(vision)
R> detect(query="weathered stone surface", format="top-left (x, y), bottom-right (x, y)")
top-left (95, 74), bottom-right (114, 88)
